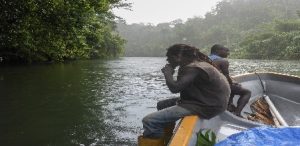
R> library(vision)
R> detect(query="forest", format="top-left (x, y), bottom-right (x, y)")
top-left (1, 0), bottom-right (300, 64)
top-left (0, 0), bottom-right (129, 63)
top-left (117, 0), bottom-right (300, 60)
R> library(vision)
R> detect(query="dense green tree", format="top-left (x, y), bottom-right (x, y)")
top-left (0, 0), bottom-right (128, 63)
top-left (240, 20), bottom-right (300, 60)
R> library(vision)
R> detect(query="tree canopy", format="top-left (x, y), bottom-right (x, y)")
top-left (0, 0), bottom-right (129, 63)
top-left (117, 0), bottom-right (300, 60)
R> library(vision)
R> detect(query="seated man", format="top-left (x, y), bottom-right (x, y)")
top-left (209, 44), bottom-right (251, 117)
top-left (138, 44), bottom-right (230, 146)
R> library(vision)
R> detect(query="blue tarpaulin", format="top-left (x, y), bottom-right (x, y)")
top-left (216, 126), bottom-right (300, 146)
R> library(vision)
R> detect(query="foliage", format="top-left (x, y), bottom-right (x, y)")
top-left (239, 20), bottom-right (300, 59)
top-left (117, 0), bottom-right (300, 60)
top-left (196, 129), bottom-right (216, 146)
top-left (0, 0), bottom-right (128, 63)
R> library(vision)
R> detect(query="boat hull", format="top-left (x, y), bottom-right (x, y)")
top-left (169, 72), bottom-right (300, 146)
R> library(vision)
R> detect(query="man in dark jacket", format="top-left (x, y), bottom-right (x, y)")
top-left (138, 44), bottom-right (230, 146)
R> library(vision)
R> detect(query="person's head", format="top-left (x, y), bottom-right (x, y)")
top-left (166, 44), bottom-right (196, 68)
top-left (210, 44), bottom-right (230, 58)
top-left (166, 44), bottom-right (215, 68)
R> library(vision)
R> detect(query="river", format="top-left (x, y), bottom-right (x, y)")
top-left (0, 57), bottom-right (299, 146)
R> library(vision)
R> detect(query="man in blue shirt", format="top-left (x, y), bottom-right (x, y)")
top-left (209, 44), bottom-right (251, 117)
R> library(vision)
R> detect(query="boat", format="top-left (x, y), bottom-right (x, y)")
top-left (168, 72), bottom-right (300, 146)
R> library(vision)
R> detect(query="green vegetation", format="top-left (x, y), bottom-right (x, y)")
top-left (117, 0), bottom-right (300, 60)
top-left (196, 129), bottom-right (216, 146)
top-left (2, 0), bottom-right (299, 62)
top-left (240, 20), bottom-right (300, 60)
top-left (0, 0), bottom-right (129, 63)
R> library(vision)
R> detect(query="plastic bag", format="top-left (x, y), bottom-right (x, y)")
top-left (215, 126), bottom-right (300, 146)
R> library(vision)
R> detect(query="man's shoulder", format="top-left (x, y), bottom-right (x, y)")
top-left (187, 61), bottom-right (212, 68)
top-left (208, 54), bottom-right (221, 60)
top-left (213, 58), bottom-right (229, 64)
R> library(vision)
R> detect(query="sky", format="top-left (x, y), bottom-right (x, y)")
top-left (113, 0), bottom-right (223, 25)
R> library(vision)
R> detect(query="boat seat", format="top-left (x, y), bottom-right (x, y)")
top-left (168, 116), bottom-right (199, 146)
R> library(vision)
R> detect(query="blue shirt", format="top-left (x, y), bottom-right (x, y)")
top-left (208, 54), bottom-right (222, 61)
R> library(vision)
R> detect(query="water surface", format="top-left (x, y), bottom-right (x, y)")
top-left (0, 57), bottom-right (299, 146)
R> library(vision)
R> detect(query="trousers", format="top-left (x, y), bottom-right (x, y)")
top-left (142, 98), bottom-right (195, 138)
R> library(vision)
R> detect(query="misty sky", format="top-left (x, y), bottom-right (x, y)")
top-left (113, 0), bottom-right (223, 25)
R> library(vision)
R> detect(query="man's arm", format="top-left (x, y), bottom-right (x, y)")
top-left (219, 60), bottom-right (233, 84)
top-left (162, 65), bottom-right (202, 93)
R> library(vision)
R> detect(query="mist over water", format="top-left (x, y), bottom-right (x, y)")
top-left (0, 57), bottom-right (299, 146)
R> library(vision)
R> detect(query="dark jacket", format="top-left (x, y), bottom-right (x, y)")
top-left (177, 61), bottom-right (230, 119)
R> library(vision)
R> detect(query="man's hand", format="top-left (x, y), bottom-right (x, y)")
top-left (161, 64), bottom-right (175, 75)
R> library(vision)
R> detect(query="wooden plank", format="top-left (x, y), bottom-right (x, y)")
top-left (168, 116), bottom-right (199, 146)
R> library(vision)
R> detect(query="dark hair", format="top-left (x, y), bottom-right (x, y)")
top-left (210, 44), bottom-right (224, 54)
top-left (166, 44), bottom-right (217, 68)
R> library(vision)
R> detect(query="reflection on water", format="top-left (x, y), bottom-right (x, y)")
top-left (0, 58), bottom-right (299, 146)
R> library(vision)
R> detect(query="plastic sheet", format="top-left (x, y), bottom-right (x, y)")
top-left (215, 126), bottom-right (300, 146)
